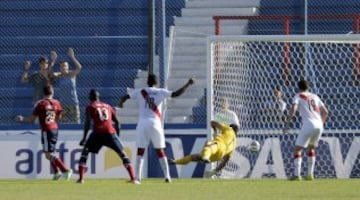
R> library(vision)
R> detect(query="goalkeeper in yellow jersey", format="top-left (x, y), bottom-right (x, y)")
top-left (169, 120), bottom-right (238, 177)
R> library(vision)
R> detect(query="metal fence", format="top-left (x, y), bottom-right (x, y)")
top-left (0, 0), bottom-right (185, 125)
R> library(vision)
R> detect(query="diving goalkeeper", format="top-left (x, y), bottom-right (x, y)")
top-left (169, 120), bottom-right (238, 177)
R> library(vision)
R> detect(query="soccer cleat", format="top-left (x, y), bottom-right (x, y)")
top-left (130, 180), bottom-right (141, 185)
top-left (76, 179), bottom-right (84, 184)
top-left (63, 169), bottom-right (73, 181)
top-left (165, 178), bottom-right (172, 183)
top-left (305, 175), bottom-right (314, 181)
top-left (199, 157), bottom-right (211, 164)
top-left (289, 176), bottom-right (302, 181)
top-left (204, 170), bottom-right (217, 178)
top-left (52, 173), bottom-right (62, 181)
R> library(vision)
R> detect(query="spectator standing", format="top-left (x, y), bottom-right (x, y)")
top-left (49, 48), bottom-right (81, 124)
top-left (21, 52), bottom-right (56, 104)
top-left (263, 86), bottom-right (287, 128)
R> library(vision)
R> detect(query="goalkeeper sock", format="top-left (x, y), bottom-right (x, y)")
top-left (174, 155), bottom-right (192, 165)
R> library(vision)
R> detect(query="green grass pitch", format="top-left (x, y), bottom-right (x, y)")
top-left (0, 178), bottom-right (359, 200)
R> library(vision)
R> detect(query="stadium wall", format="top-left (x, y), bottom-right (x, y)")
top-left (0, 128), bottom-right (360, 179)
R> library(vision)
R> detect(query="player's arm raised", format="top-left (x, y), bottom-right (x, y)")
top-left (68, 48), bottom-right (82, 78)
top-left (171, 78), bottom-right (194, 97)
top-left (118, 94), bottom-right (130, 108)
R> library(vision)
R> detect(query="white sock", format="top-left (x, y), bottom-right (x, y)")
top-left (307, 156), bottom-right (315, 176)
top-left (294, 157), bottom-right (302, 177)
top-left (135, 156), bottom-right (144, 181)
top-left (159, 157), bottom-right (171, 180)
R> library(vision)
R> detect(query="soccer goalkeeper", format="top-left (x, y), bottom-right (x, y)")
top-left (169, 120), bottom-right (238, 177)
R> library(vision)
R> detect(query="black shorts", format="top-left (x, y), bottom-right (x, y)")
top-left (41, 129), bottom-right (58, 153)
top-left (84, 132), bottom-right (125, 154)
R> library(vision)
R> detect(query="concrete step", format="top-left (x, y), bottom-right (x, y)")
top-left (172, 55), bottom-right (206, 63)
top-left (165, 116), bottom-right (191, 123)
top-left (173, 46), bottom-right (206, 56)
top-left (174, 25), bottom-right (247, 36)
top-left (173, 36), bottom-right (207, 46)
top-left (120, 99), bottom-right (139, 109)
top-left (134, 78), bottom-right (147, 88)
top-left (136, 69), bottom-right (148, 78)
top-left (167, 97), bottom-right (201, 108)
top-left (181, 8), bottom-right (258, 17)
top-left (173, 50), bottom-right (206, 57)
top-left (186, 0), bottom-right (261, 8)
top-left (166, 108), bottom-right (193, 116)
top-left (167, 78), bottom-right (206, 89)
top-left (115, 107), bottom-right (139, 117)
top-left (169, 69), bottom-right (206, 78)
top-left (119, 116), bottom-right (139, 124)
top-left (171, 63), bottom-right (206, 71)
top-left (174, 16), bottom-right (249, 26)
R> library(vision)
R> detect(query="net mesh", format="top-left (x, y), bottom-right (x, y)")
top-left (208, 36), bottom-right (360, 178)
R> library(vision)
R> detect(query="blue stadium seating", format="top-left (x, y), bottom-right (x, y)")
top-left (0, 0), bottom-right (186, 125)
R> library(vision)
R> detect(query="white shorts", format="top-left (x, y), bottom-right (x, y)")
top-left (136, 118), bottom-right (165, 149)
top-left (295, 122), bottom-right (323, 148)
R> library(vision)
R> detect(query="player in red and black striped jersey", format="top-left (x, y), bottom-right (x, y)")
top-left (15, 84), bottom-right (72, 180)
top-left (76, 89), bottom-right (136, 184)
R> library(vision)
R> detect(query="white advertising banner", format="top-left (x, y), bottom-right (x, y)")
top-left (0, 130), bottom-right (140, 179)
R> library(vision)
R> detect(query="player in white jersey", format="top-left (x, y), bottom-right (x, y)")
top-left (214, 97), bottom-right (240, 128)
top-left (118, 74), bottom-right (194, 183)
top-left (283, 79), bottom-right (328, 181)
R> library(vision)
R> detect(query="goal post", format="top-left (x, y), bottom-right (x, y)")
top-left (206, 34), bottom-right (360, 179)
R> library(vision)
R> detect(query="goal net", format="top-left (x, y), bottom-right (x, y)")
top-left (206, 35), bottom-right (360, 179)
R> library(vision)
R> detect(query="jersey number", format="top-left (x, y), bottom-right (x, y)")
top-left (45, 111), bottom-right (56, 124)
top-left (307, 99), bottom-right (317, 113)
top-left (96, 108), bottom-right (109, 121)
top-left (145, 97), bottom-right (156, 109)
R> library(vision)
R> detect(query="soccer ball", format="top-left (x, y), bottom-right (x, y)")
top-left (248, 140), bottom-right (261, 152)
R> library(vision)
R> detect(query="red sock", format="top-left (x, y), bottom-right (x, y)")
top-left (126, 165), bottom-right (136, 181)
top-left (53, 157), bottom-right (68, 172)
top-left (78, 164), bottom-right (86, 180)
top-left (50, 161), bottom-right (59, 174)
